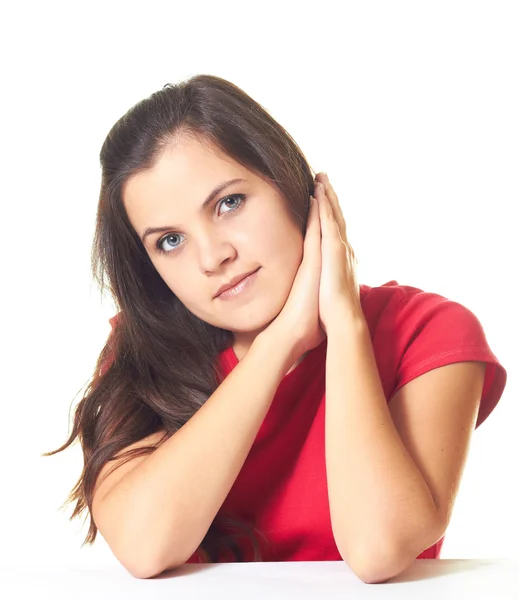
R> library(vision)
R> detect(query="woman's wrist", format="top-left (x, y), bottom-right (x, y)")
top-left (254, 325), bottom-right (302, 375)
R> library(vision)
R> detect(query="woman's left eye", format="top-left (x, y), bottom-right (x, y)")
top-left (218, 193), bottom-right (245, 215)
top-left (155, 193), bottom-right (247, 256)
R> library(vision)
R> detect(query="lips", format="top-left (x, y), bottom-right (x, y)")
top-left (215, 268), bottom-right (259, 298)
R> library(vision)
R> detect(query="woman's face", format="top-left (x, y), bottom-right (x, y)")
top-left (123, 136), bottom-right (304, 354)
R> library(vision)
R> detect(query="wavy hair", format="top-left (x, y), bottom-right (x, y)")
top-left (43, 74), bottom-right (316, 563)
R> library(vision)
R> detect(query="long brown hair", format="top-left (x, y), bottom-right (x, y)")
top-left (43, 74), bottom-right (316, 563)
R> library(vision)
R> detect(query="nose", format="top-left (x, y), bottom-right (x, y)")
top-left (196, 230), bottom-right (237, 274)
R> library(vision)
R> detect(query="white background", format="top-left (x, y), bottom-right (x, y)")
top-left (1, 1), bottom-right (517, 569)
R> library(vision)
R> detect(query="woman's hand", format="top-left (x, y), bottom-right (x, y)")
top-left (261, 171), bottom-right (362, 359)
top-left (261, 190), bottom-right (326, 359)
top-left (314, 172), bottom-right (362, 332)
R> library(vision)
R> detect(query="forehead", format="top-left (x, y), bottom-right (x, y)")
top-left (123, 138), bottom-right (249, 230)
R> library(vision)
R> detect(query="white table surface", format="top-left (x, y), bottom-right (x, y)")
top-left (2, 559), bottom-right (518, 599)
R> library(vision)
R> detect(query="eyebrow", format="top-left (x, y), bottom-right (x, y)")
top-left (141, 177), bottom-right (247, 244)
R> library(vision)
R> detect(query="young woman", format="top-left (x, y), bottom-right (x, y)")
top-left (44, 74), bottom-right (507, 582)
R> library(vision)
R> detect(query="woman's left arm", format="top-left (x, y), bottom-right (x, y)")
top-left (325, 314), bottom-right (485, 583)
top-left (313, 173), bottom-right (485, 583)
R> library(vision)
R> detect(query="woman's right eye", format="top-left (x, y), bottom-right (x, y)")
top-left (157, 233), bottom-right (182, 255)
top-left (157, 233), bottom-right (186, 254)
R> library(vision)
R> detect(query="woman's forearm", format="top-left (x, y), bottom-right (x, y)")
top-left (324, 314), bottom-right (440, 581)
top-left (95, 331), bottom-right (296, 578)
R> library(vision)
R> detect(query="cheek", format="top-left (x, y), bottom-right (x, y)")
top-left (260, 220), bottom-right (303, 272)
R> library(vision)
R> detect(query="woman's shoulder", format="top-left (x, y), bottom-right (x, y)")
top-left (360, 279), bottom-right (460, 320)
top-left (109, 312), bottom-right (122, 329)
top-left (360, 280), bottom-right (414, 322)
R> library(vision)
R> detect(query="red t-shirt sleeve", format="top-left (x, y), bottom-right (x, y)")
top-left (385, 286), bottom-right (507, 429)
top-left (98, 312), bottom-right (121, 377)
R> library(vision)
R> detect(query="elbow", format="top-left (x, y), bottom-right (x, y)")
top-left (122, 552), bottom-right (166, 579)
top-left (349, 559), bottom-right (401, 585)
top-left (127, 562), bottom-right (164, 580)
top-left (102, 528), bottom-right (188, 579)
top-left (339, 512), bottom-right (445, 584)
top-left (95, 510), bottom-right (187, 578)
top-left (126, 555), bottom-right (182, 580)
top-left (343, 540), bottom-right (417, 584)
top-left (119, 546), bottom-right (186, 579)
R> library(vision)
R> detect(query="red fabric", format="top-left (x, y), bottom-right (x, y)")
top-left (102, 280), bottom-right (508, 563)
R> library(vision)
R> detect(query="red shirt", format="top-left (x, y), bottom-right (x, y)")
top-left (104, 280), bottom-right (508, 563)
